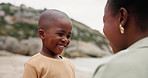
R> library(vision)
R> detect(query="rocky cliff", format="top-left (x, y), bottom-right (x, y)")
top-left (0, 3), bottom-right (112, 57)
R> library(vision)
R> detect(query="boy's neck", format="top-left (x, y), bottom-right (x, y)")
top-left (40, 51), bottom-right (61, 59)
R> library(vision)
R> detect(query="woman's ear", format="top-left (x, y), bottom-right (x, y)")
top-left (119, 8), bottom-right (128, 27)
top-left (38, 29), bottom-right (45, 40)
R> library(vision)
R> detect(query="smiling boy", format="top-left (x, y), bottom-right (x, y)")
top-left (22, 9), bottom-right (75, 78)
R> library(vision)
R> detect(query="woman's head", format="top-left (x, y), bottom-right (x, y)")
top-left (107, 0), bottom-right (148, 31)
top-left (103, 0), bottom-right (148, 53)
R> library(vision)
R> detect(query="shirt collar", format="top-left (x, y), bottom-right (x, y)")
top-left (128, 37), bottom-right (148, 49)
top-left (116, 37), bottom-right (148, 54)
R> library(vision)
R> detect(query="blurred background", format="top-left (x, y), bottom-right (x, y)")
top-left (0, 0), bottom-right (113, 78)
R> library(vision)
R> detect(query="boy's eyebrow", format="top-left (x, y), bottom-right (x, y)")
top-left (56, 30), bottom-right (72, 34)
top-left (56, 30), bottom-right (65, 32)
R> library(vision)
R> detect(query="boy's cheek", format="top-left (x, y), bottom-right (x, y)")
top-left (67, 40), bottom-right (70, 46)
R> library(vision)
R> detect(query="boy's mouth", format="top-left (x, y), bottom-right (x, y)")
top-left (57, 44), bottom-right (66, 50)
top-left (58, 45), bottom-right (65, 47)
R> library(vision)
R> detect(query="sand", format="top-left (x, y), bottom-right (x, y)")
top-left (0, 51), bottom-right (110, 78)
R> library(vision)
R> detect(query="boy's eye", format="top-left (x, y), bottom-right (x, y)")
top-left (55, 33), bottom-right (71, 39)
top-left (67, 35), bottom-right (71, 39)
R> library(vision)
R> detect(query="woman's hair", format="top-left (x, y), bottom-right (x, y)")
top-left (107, 0), bottom-right (148, 31)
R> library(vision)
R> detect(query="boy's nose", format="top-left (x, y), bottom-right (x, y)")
top-left (61, 37), bottom-right (67, 42)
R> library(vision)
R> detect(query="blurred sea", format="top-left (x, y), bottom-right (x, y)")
top-left (71, 57), bottom-right (112, 78)
top-left (0, 54), bottom-right (112, 78)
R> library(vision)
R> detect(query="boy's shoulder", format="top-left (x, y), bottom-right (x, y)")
top-left (61, 57), bottom-right (74, 67)
top-left (26, 53), bottom-right (43, 64)
top-left (26, 53), bottom-right (73, 66)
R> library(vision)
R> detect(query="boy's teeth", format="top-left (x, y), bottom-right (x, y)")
top-left (58, 45), bottom-right (64, 47)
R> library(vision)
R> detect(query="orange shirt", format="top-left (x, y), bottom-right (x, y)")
top-left (22, 53), bottom-right (75, 78)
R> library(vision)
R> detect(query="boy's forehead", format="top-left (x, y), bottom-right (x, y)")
top-left (46, 25), bottom-right (72, 33)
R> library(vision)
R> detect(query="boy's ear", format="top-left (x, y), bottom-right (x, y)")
top-left (38, 29), bottom-right (45, 40)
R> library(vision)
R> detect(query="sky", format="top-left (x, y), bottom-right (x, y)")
top-left (0, 0), bottom-right (107, 33)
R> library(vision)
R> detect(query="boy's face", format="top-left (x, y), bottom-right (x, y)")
top-left (43, 20), bottom-right (72, 55)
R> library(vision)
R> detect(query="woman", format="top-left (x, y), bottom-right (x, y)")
top-left (93, 0), bottom-right (148, 78)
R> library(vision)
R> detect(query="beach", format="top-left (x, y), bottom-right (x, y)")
top-left (0, 53), bottom-right (111, 78)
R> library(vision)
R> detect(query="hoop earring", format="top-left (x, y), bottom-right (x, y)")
top-left (119, 24), bottom-right (124, 34)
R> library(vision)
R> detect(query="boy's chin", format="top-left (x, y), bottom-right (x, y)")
top-left (54, 51), bottom-right (63, 55)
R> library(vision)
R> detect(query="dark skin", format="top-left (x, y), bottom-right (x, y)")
top-left (38, 10), bottom-right (72, 59)
top-left (103, 3), bottom-right (148, 53)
